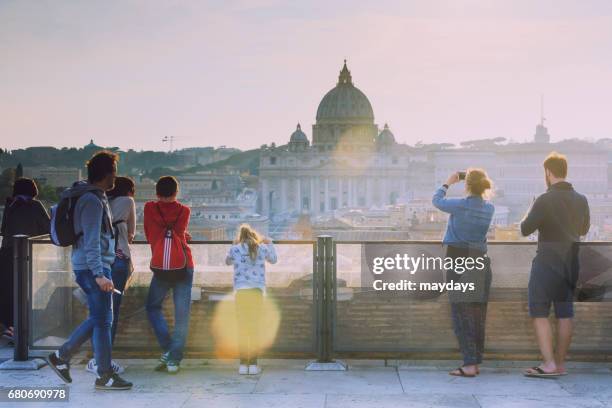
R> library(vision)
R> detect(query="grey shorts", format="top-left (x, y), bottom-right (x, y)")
top-left (528, 265), bottom-right (575, 318)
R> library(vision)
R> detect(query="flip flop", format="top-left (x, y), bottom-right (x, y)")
top-left (524, 366), bottom-right (562, 378)
top-left (449, 367), bottom-right (476, 378)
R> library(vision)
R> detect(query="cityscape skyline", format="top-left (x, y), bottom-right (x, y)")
top-left (2, 1), bottom-right (612, 151)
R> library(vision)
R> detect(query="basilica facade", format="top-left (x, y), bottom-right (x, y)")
top-left (258, 61), bottom-right (424, 217)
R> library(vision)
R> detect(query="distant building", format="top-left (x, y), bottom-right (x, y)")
top-left (174, 147), bottom-right (239, 167)
top-left (24, 166), bottom-right (82, 188)
top-left (190, 213), bottom-right (269, 240)
top-left (187, 219), bottom-right (227, 240)
top-left (494, 140), bottom-right (608, 221)
top-left (134, 178), bottom-right (157, 202)
top-left (533, 121), bottom-right (550, 144)
top-left (178, 170), bottom-right (244, 205)
top-left (259, 61), bottom-right (428, 218)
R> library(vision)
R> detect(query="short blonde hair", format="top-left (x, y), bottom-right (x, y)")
top-left (543, 151), bottom-right (568, 178)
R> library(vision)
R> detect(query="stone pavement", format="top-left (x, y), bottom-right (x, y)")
top-left (1, 355), bottom-right (611, 408)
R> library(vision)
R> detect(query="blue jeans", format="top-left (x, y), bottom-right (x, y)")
top-left (145, 269), bottom-right (193, 363)
top-left (59, 268), bottom-right (113, 376)
top-left (110, 257), bottom-right (130, 344)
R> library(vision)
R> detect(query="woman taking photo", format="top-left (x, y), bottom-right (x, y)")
top-left (0, 178), bottom-right (50, 342)
top-left (432, 169), bottom-right (495, 378)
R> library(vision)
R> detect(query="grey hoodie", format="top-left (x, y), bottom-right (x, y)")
top-left (63, 181), bottom-right (115, 277)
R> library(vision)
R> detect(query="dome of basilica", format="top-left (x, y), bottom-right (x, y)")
top-left (290, 123), bottom-right (308, 143)
top-left (315, 61), bottom-right (374, 125)
top-left (376, 123), bottom-right (396, 146)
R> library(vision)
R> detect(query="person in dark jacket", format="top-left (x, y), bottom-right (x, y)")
top-left (0, 178), bottom-right (50, 340)
top-left (521, 152), bottom-right (590, 378)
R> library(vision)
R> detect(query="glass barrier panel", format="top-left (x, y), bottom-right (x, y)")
top-left (334, 242), bottom-right (612, 354)
top-left (30, 242), bottom-right (315, 355)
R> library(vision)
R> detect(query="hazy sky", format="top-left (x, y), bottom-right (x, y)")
top-left (2, 0), bottom-right (612, 151)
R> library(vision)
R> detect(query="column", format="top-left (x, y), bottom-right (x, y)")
top-left (296, 177), bottom-right (302, 213)
top-left (281, 178), bottom-right (287, 212)
top-left (261, 178), bottom-right (269, 216)
top-left (324, 178), bottom-right (329, 213)
top-left (348, 177), bottom-right (353, 207)
top-left (382, 178), bottom-right (388, 205)
top-left (310, 177), bottom-right (315, 214)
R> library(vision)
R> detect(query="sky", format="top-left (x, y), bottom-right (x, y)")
top-left (1, 0), bottom-right (612, 152)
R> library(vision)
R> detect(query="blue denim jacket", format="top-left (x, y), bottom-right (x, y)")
top-left (432, 186), bottom-right (495, 253)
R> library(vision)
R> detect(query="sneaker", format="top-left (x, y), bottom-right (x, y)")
top-left (48, 351), bottom-right (72, 383)
top-left (86, 358), bottom-right (125, 375)
top-left (95, 373), bottom-right (133, 390)
top-left (248, 365), bottom-right (261, 375)
top-left (154, 352), bottom-right (170, 372)
top-left (167, 361), bottom-right (180, 374)
top-left (238, 364), bottom-right (248, 375)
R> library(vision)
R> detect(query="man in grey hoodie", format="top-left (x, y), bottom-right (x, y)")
top-left (48, 151), bottom-right (133, 390)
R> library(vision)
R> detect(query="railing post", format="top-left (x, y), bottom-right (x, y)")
top-left (305, 235), bottom-right (346, 371)
top-left (322, 235), bottom-right (336, 362)
top-left (13, 235), bottom-right (30, 361)
top-left (313, 235), bottom-right (326, 362)
top-left (320, 235), bottom-right (332, 362)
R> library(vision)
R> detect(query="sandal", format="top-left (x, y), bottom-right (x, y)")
top-left (449, 367), bottom-right (476, 377)
top-left (524, 366), bottom-right (562, 378)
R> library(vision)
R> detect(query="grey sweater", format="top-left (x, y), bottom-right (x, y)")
top-left (109, 196), bottom-right (136, 259)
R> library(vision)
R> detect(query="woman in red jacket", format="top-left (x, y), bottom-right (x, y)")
top-left (144, 176), bottom-right (194, 375)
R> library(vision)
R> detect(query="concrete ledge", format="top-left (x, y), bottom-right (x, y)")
top-left (0, 358), bottom-right (47, 370)
top-left (305, 360), bottom-right (348, 371)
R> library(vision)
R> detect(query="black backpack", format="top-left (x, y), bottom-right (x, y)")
top-left (50, 191), bottom-right (109, 247)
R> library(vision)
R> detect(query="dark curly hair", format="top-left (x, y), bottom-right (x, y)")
top-left (87, 150), bottom-right (119, 183)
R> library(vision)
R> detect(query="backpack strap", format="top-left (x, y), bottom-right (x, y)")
top-left (84, 190), bottom-right (114, 239)
top-left (156, 203), bottom-right (183, 231)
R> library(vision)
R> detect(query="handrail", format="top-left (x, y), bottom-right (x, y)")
top-left (27, 235), bottom-right (612, 246)
top-left (335, 240), bottom-right (612, 245)
top-left (28, 237), bottom-right (317, 245)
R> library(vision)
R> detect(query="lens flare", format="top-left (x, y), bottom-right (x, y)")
top-left (211, 292), bottom-right (281, 359)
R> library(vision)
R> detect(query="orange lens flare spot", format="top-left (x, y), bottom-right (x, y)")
top-left (210, 292), bottom-right (281, 359)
